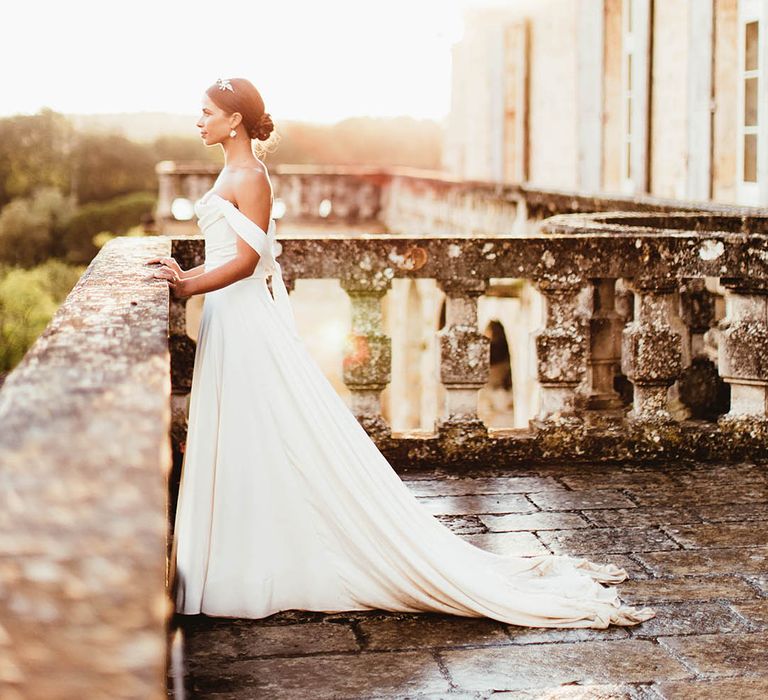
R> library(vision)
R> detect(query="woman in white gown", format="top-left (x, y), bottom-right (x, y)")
top-left (147, 78), bottom-right (655, 629)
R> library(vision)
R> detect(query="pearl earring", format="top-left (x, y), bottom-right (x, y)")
top-left (230, 129), bottom-right (237, 138)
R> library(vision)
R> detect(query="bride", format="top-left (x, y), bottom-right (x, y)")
top-left (146, 77), bottom-right (655, 629)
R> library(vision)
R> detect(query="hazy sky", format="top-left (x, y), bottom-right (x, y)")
top-left (1, 0), bottom-right (507, 123)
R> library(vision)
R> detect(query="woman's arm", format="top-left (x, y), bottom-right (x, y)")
top-left (173, 170), bottom-right (271, 298)
top-left (182, 257), bottom-right (256, 296)
top-left (181, 263), bottom-right (206, 279)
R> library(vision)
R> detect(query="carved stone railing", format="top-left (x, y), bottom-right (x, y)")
top-left (0, 237), bottom-right (171, 698)
top-left (167, 211), bottom-right (768, 467)
top-left (157, 163), bottom-right (768, 234)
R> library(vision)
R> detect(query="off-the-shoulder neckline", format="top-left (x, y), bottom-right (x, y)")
top-left (199, 190), bottom-right (275, 234)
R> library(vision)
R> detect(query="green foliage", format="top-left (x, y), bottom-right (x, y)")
top-left (71, 132), bottom-right (157, 203)
top-left (0, 108), bottom-right (76, 209)
top-left (0, 259), bottom-right (85, 372)
top-left (61, 191), bottom-right (156, 264)
top-left (0, 186), bottom-right (77, 267)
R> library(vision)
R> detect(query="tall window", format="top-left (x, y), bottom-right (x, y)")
top-left (620, 0), bottom-right (651, 193)
top-left (738, 1), bottom-right (762, 204)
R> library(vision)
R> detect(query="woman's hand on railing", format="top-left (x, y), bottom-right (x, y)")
top-left (146, 261), bottom-right (192, 300)
top-left (144, 256), bottom-right (184, 278)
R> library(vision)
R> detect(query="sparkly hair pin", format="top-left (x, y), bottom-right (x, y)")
top-left (216, 78), bottom-right (234, 92)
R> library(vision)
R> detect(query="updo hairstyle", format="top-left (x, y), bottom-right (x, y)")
top-left (206, 78), bottom-right (279, 154)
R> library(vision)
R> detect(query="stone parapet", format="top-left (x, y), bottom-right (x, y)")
top-left (0, 237), bottom-right (172, 698)
top-left (155, 163), bottom-right (768, 234)
top-left (165, 210), bottom-right (768, 463)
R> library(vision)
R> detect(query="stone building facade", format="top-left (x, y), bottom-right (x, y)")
top-left (445, 0), bottom-right (765, 206)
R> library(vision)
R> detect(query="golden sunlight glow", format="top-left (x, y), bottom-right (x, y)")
top-left (320, 320), bottom-right (350, 353)
top-left (0, 0), bottom-right (513, 123)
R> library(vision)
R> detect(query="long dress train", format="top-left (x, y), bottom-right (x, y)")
top-left (170, 189), bottom-right (656, 629)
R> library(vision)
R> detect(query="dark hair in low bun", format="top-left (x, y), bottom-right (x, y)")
top-left (206, 77), bottom-right (279, 155)
top-left (250, 112), bottom-right (274, 141)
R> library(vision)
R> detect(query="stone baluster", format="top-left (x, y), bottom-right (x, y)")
top-left (436, 278), bottom-right (490, 435)
top-left (676, 278), bottom-right (727, 419)
top-left (532, 277), bottom-right (591, 423)
top-left (717, 278), bottom-right (768, 419)
top-left (586, 278), bottom-right (624, 415)
top-left (168, 240), bottom-right (205, 453)
top-left (169, 298), bottom-right (196, 456)
top-left (339, 275), bottom-right (392, 438)
top-left (680, 278), bottom-right (715, 360)
top-left (621, 276), bottom-right (683, 420)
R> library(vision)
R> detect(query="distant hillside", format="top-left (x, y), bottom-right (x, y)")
top-left (65, 112), bottom-right (202, 144)
top-left (65, 112), bottom-right (445, 169)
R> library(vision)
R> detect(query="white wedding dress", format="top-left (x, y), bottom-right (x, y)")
top-left (170, 189), bottom-right (656, 628)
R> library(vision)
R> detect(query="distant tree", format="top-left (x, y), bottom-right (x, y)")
top-left (71, 132), bottom-right (156, 203)
top-left (0, 187), bottom-right (76, 267)
top-left (0, 108), bottom-right (76, 208)
top-left (61, 191), bottom-right (156, 264)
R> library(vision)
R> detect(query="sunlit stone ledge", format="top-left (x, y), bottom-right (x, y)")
top-left (0, 236), bottom-right (171, 699)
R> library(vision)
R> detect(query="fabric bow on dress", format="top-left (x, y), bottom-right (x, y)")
top-left (211, 193), bottom-right (301, 341)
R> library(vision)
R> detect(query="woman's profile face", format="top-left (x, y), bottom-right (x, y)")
top-left (196, 94), bottom-right (239, 145)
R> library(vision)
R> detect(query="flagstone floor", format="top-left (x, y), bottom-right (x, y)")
top-left (168, 459), bottom-right (768, 699)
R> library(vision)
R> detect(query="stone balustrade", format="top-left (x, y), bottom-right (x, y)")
top-left (157, 162), bottom-right (768, 234)
top-left (3, 197), bottom-right (768, 696)
top-left (168, 211), bottom-right (768, 467)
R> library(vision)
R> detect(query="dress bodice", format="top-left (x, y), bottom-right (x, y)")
top-left (193, 190), bottom-right (300, 339)
top-left (194, 191), bottom-right (280, 280)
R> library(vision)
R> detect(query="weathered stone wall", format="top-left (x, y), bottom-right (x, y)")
top-left (0, 237), bottom-right (173, 698)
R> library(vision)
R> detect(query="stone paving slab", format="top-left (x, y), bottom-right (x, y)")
top-left (661, 522), bottom-right (768, 549)
top-left (492, 685), bottom-right (659, 699)
top-left (356, 613), bottom-right (510, 651)
top-left (691, 502), bottom-right (768, 522)
top-left (527, 489), bottom-right (637, 511)
top-left (172, 460), bottom-right (768, 698)
top-left (403, 476), bottom-right (561, 497)
top-left (730, 599), bottom-right (768, 628)
top-left (581, 506), bottom-right (701, 528)
top-left (479, 511), bottom-right (591, 532)
top-left (557, 468), bottom-right (682, 491)
top-left (186, 651), bottom-right (451, 699)
top-left (653, 676), bottom-right (768, 699)
top-left (658, 631), bottom-right (768, 675)
top-left (415, 493), bottom-right (534, 515)
top-left (626, 482), bottom-right (768, 507)
top-left (620, 575), bottom-right (761, 604)
top-left (672, 463), bottom-right (768, 487)
top-left (537, 526), bottom-right (680, 555)
top-left (626, 602), bottom-right (750, 638)
top-left (439, 639), bottom-right (690, 692)
top-left (182, 619), bottom-right (360, 659)
top-left (462, 531), bottom-right (550, 556)
top-left (636, 546), bottom-right (768, 576)
top-left (750, 573), bottom-right (768, 594)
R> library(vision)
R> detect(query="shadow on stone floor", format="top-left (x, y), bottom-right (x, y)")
top-left (168, 460), bottom-right (768, 699)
